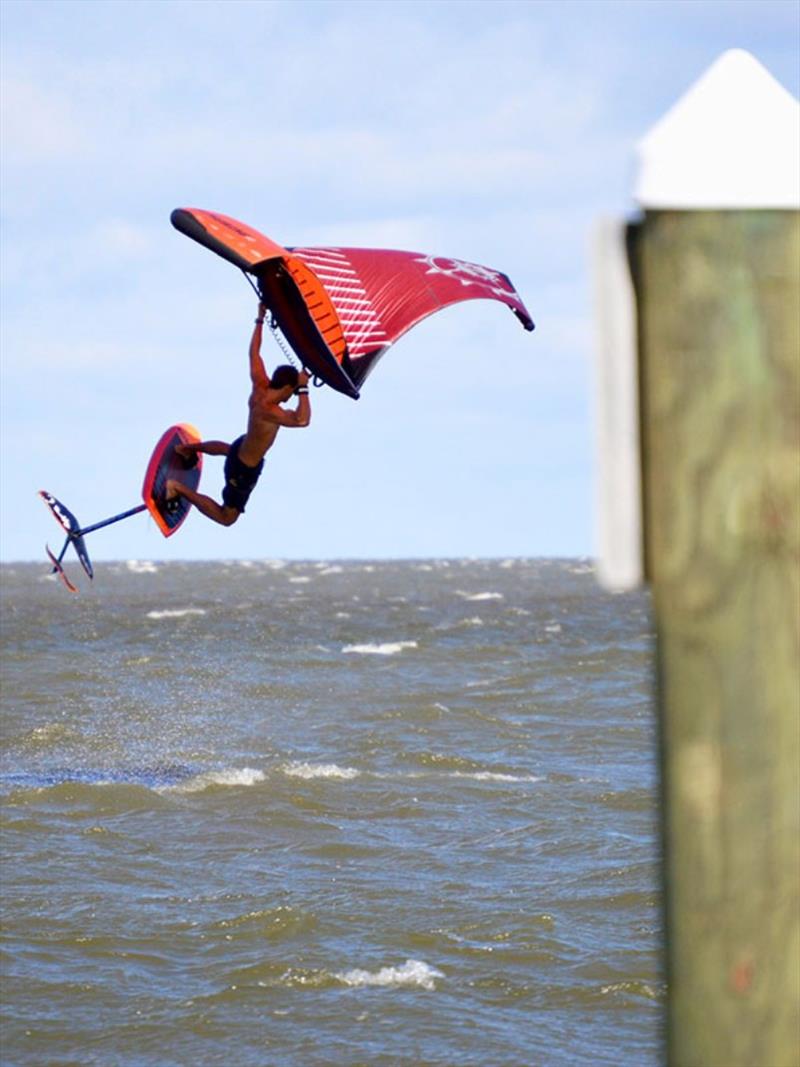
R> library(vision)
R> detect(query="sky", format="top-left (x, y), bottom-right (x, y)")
top-left (1, 0), bottom-right (798, 563)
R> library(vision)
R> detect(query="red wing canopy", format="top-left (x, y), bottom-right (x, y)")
top-left (289, 246), bottom-right (534, 390)
top-left (171, 208), bottom-right (534, 399)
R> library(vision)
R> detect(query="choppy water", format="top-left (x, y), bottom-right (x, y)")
top-left (1, 559), bottom-right (662, 1066)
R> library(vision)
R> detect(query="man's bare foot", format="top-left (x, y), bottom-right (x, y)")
top-left (165, 478), bottom-right (183, 501)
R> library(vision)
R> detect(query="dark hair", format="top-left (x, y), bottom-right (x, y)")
top-left (270, 364), bottom-right (299, 390)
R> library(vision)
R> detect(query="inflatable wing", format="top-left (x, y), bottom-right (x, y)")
top-left (172, 208), bottom-right (534, 400)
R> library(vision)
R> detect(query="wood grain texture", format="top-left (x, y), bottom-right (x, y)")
top-left (633, 210), bottom-right (800, 1067)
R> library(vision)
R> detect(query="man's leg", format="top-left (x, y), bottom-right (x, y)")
top-left (165, 479), bottom-right (239, 526)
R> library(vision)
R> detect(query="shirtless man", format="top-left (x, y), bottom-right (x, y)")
top-left (165, 302), bottom-right (311, 526)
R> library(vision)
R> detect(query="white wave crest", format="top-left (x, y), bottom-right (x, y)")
top-left (127, 560), bottom-right (158, 574)
top-left (164, 767), bottom-right (265, 793)
top-left (22, 722), bottom-right (73, 746)
top-left (342, 641), bottom-right (417, 655)
top-left (450, 771), bottom-right (542, 783)
top-left (146, 608), bottom-right (207, 619)
top-left (455, 591), bottom-right (504, 601)
top-left (337, 959), bottom-right (443, 990)
top-left (281, 761), bottom-right (360, 780)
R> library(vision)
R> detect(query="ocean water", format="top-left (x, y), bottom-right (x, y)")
top-left (1, 559), bottom-right (662, 1066)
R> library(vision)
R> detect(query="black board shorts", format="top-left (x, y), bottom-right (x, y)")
top-left (222, 436), bottom-right (264, 513)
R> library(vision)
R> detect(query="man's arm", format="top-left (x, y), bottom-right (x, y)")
top-left (249, 302), bottom-right (270, 390)
top-left (292, 371), bottom-right (311, 427)
top-left (268, 371), bottom-right (312, 427)
top-left (176, 440), bottom-right (231, 458)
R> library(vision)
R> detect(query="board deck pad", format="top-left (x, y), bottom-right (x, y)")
top-left (141, 424), bottom-right (202, 537)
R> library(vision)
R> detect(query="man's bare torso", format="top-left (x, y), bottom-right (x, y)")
top-left (239, 384), bottom-right (283, 466)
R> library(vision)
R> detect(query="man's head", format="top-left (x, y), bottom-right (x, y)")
top-left (270, 364), bottom-right (300, 394)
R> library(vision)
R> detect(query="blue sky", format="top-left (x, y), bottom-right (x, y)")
top-left (2, 0), bottom-right (797, 563)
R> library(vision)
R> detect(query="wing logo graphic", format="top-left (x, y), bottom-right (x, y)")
top-left (414, 254), bottom-right (511, 297)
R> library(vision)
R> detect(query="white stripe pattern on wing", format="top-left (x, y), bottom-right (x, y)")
top-left (293, 248), bottom-right (388, 354)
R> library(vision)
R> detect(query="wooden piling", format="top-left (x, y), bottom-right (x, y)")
top-left (631, 207), bottom-right (800, 1066)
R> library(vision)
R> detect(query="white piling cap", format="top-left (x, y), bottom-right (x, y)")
top-left (635, 49), bottom-right (800, 209)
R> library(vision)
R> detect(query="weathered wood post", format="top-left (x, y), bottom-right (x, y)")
top-left (595, 50), bottom-right (800, 1066)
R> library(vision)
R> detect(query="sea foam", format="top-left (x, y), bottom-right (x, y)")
top-left (337, 959), bottom-right (443, 990)
top-left (126, 560), bottom-right (158, 574)
top-left (450, 771), bottom-right (542, 783)
top-left (146, 608), bottom-right (207, 619)
top-left (281, 761), bottom-right (360, 780)
top-left (163, 767), bottom-right (265, 793)
top-left (342, 641), bottom-right (417, 655)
